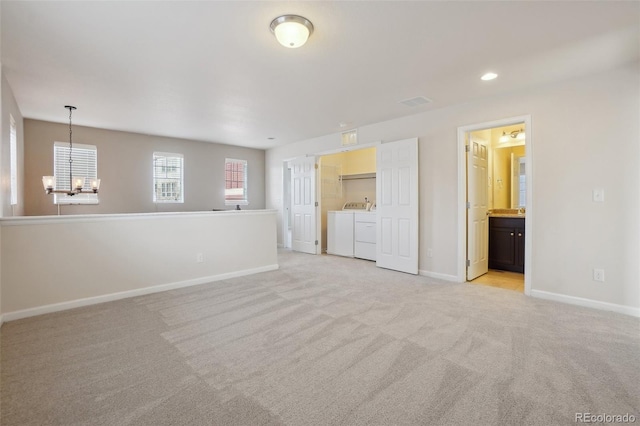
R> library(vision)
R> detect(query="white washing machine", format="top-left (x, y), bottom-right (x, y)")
top-left (327, 202), bottom-right (368, 257)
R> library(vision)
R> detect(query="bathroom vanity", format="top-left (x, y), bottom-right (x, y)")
top-left (488, 214), bottom-right (525, 273)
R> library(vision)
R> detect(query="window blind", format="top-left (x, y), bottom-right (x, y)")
top-left (54, 142), bottom-right (98, 205)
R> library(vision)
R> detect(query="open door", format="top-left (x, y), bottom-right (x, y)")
top-left (283, 163), bottom-right (293, 248)
top-left (290, 156), bottom-right (318, 254)
top-left (376, 138), bottom-right (419, 274)
top-left (466, 135), bottom-right (489, 280)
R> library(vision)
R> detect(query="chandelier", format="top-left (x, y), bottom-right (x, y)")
top-left (42, 106), bottom-right (101, 195)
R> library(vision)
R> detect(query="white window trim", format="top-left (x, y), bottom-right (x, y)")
top-left (10, 114), bottom-right (18, 206)
top-left (153, 152), bottom-right (184, 204)
top-left (53, 141), bottom-right (99, 205)
top-left (225, 158), bottom-right (249, 206)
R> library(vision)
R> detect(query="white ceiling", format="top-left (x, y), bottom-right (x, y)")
top-left (2, 1), bottom-right (638, 149)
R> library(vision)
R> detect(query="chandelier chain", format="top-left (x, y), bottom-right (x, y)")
top-left (68, 106), bottom-right (73, 189)
top-left (64, 106), bottom-right (78, 190)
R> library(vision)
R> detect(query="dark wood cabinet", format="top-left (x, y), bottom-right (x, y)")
top-left (489, 217), bottom-right (525, 273)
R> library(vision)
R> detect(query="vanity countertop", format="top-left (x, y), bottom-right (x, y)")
top-left (488, 209), bottom-right (525, 218)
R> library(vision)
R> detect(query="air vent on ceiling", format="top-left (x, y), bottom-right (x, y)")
top-left (399, 96), bottom-right (432, 107)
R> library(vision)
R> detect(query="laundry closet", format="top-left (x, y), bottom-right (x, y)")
top-left (319, 147), bottom-right (377, 260)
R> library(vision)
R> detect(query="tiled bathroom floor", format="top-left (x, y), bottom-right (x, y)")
top-left (470, 269), bottom-right (524, 292)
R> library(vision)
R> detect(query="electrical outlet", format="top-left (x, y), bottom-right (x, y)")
top-left (593, 268), bottom-right (605, 282)
top-left (427, 248), bottom-right (433, 258)
top-left (196, 253), bottom-right (204, 263)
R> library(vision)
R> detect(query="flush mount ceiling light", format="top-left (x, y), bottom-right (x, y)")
top-left (481, 72), bottom-right (498, 81)
top-left (270, 15), bottom-right (314, 48)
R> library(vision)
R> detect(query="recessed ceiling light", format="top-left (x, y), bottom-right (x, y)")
top-left (481, 72), bottom-right (498, 81)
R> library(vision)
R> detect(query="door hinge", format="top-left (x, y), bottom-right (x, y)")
top-left (315, 240), bottom-right (318, 246)
top-left (465, 145), bottom-right (470, 152)
top-left (315, 201), bottom-right (319, 207)
top-left (466, 202), bottom-right (471, 209)
top-left (314, 163), bottom-right (319, 169)
top-left (466, 259), bottom-right (470, 267)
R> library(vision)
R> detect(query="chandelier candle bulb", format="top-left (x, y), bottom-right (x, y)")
top-left (42, 176), bottom-right (55, 193)
top-left (90, 178), bottom-right (101, 192)
top-left (73, 177), bottom-right (85, 190)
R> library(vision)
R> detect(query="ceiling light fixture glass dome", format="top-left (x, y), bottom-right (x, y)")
top-left (270, 15), bottom-right (314, 48)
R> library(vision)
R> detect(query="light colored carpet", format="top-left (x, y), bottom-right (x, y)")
top-left (1, 250), bottom-right (639, 425)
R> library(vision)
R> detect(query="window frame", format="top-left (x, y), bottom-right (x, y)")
top-left (153, 152), bottom-right (184, 204)
top-left (53, 141), bottom-right (99, 205)
top-left (224, 158), bottom-right (248, 206)
top-left (9, 114), bottom-right (18, 206)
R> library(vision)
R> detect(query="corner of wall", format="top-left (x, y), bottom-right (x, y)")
top-left (1, 60), bottom-right (4, 325)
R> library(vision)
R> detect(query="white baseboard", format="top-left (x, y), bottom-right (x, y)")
top-left (418, 269), bottom-right (460, 282)
top-left (2, 264), bottom-right (280, 323)
top-left (530, 289), bottom-right (640, 318)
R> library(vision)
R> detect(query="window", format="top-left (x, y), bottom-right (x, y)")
top-left (10, 114), bottom-right (17, 206)
top-left (225, 158), bottom-right (248, 205)
top-left (54, 142), bottom-right (98, 204)
top-left (153, 152), bottom-right (183, 203)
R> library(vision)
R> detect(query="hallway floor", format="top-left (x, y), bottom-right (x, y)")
top-left (469, 269), bottom-right (524, 292)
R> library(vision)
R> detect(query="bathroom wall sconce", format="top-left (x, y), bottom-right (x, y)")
top-left (499, 129), bottom-right (525, 143)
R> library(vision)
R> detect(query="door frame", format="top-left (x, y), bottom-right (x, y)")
top-left (456, 115), bottom-right (533, 295)
top-left (283, 141), bottom-right (380, 254)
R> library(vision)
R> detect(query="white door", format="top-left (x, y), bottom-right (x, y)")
top-left (283, 164), bottom-right (293, 248)
top-left (376, 138), bottom-right (419, 274)
top-left (291, 156), bottom-right (318, 254)
top-left (466, 135), bottom-right (489, 280)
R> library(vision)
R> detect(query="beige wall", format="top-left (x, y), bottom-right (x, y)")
top-left (266, 64), bottom-right (640, 314)
top-left (24, 120), bottom-right (266, 215)
top-left (343, 147), bottom-right (376, 175)
top-left (1, 210), bottom-right (278, 317)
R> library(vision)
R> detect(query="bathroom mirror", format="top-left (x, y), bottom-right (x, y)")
top-left (492, 145), bottom-right (526, 209)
